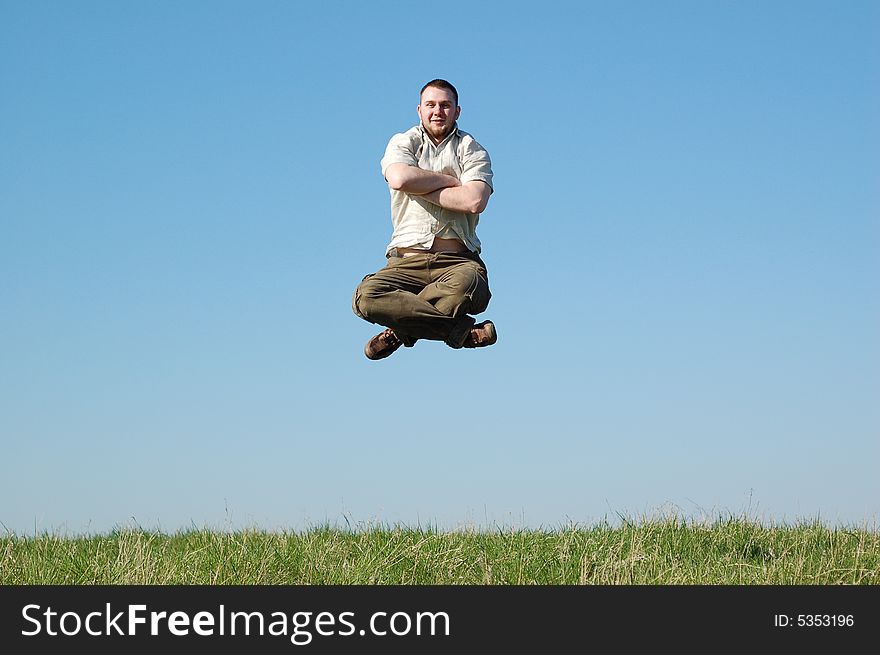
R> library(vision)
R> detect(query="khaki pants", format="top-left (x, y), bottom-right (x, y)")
top-left (352, 251), bottom-right (491, 349)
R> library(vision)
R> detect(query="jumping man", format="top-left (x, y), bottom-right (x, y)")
top-left (352, 79), bottom-right (497, 360)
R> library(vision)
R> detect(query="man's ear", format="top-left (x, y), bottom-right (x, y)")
top-left (455, 106), bottom-right (461, 120)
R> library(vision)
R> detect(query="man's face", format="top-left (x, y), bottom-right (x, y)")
top-left (417, 86), bottom-right (461, 143)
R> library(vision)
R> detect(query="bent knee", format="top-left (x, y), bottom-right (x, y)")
top-left (436, 279), bottom-right (490, 316)
top-left (352, 275), bottom-right (378, 321)
top-left (446, 265), bottom-right (482, 291)
top-left (467, 283), bottom-right (491, 314)
top-left (455, 266), bottom-right (490, 312)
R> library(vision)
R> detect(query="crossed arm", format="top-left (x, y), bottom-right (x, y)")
top-left (384, 163), bottom-right (492, 215)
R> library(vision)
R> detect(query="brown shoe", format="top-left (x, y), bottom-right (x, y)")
top-left (463, 320), bottom-right (497, 348)
top-left (364, 328), bottom-right (403, 360)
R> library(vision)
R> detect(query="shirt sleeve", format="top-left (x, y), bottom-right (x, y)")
top-left (458, 137), bottom-right (494, 191)
top-left (380, 131), bottom-right (420, 179)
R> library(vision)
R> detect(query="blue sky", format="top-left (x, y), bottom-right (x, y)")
top-left (2, 0), bottom-right (878, 535)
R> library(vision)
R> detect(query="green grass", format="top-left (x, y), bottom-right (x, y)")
top-left (2, 518), bottom-right (878, 584)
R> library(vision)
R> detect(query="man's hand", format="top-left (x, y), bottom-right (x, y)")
top-left (422, 181), bottom-right (492, 215)
top-left (384, 163), bottom-right (460, 195)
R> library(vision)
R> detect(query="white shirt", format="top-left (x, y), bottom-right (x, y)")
top-left (380, 124), bottom-right (494, 256)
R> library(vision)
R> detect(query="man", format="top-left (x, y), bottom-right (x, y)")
top-left (352, 79), bottom-right (497, 360)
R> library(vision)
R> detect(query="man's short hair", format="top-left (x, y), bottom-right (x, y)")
top-left (420, 79), bottom-right (459, 106)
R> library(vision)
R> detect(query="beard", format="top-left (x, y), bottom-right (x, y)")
top-left (423, 119), bottom-right (454, 142)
